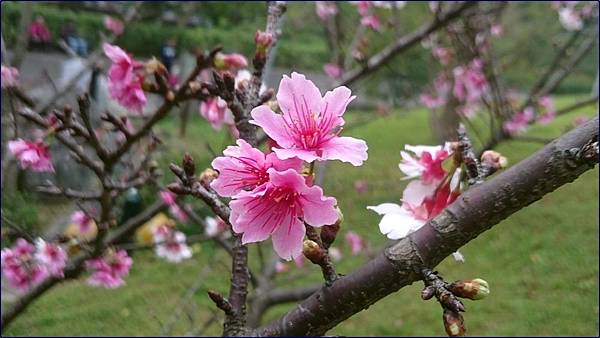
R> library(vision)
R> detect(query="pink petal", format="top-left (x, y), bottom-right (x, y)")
top-left (299, 186), bottom-right (338, 227)
top-left (277, 72), bottom-right (322, 119)
top-left (266, 168), bottom-right (307, 191)
top-left (402, 180), bottom-right (438, 207)
top-left (320, 136), bottom-right (368, 166)
top-left (265, 152), bottom-right (303, 172)
top-left (271, 215), bottom-right (305, 261)
top-left (321, 86), bottom-right (355, 127)
top-left (250, 105), bottom-right (294, 148)
top-left (272, 147), bottom-right (320, 163)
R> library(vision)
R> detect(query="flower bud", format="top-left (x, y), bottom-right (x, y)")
top-left (165, 91), bottom-right (175, 101)
top-left (448, 278), bottom-right (490, 300)
top-left (421, 285), bottom-right (435, 300)
top-left (302, 240), bottom-right (325, 264)
top-left (443, 309), bottom-right (466, 336)
top-left (255, 30), bottom-right (274, 51)
top-left (167, 182), bottom-right (187, 195)
top-left (145, 57), bottom-right (167, 75)
top-left (200, 168), bottom-right (219, 188)
top-left (182, 153), bottom-right (195, 177)
top-left (480, 150), bottom-right (507, 169)
top-left (320, 207), bottom-right (343, 249)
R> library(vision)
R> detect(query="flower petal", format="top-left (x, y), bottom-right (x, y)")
top-left (300, 185), bottom-right (338, 227)
top-left (320, 136), bottom-right (368, 166)
top-left (277, 72), bottom-right (322, 119)
top-left (249, 105), bottom-right (294, 148)
top-left (271, 214), bottom-right (305, 261)
top-left (321, 86), bottom-right (355, 126)
top-left (272, 147), bottom-right (320, 163)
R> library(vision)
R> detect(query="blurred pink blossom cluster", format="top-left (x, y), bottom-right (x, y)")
top-left (1, 238), bottom-right (67, 291)
top-left (103, 16), bottom-right (124, 36)
top-left (160, 190), bottom-right (189, 223)
top-left (103, 43), bottom-right (147, 113)
top-left (86, 249), bottom-right (133, 288)
top-left (152, 224), bottom-right (192, 263)
top-left (8, 139), bottom-right (55, 173)
top-left (552, 1), bottom-right (597, 31)
top-left (210, 73), bottom-right (368, 260)
top-left (1, 65), bottom-right (19, 88)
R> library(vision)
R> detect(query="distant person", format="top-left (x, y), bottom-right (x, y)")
top-left (28, 16), bottom-right (52, 50)
top-left (60, 21), bottom-right (88, 57)
top-left (160, 39), bottom-right (177, 72)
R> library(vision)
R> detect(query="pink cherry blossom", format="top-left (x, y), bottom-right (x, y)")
top-left (354, 179), bottom-right (369, 194)
top-left (34, 239), bottom-right (67, 277)
top-left (71, 210), bottom-right (94, 233)
top-left (574, 115), bottom-right (590, 126)
top-left (1, 65), bottom-right (19, 88)
top-left (503, 107), bottom-right (534, 135)
top-left (160, 190), bottom-right (176, 206)
top-left (453, 59), bottom-right (488, 105)
top-left (8, 139), bottom-right (55, 173)
top-left (169, 204), bottom-right (189, 223)
top-left (399, 144), bottom-right (449, 184)
top-left (86, 249), bottom-right (132, 288)
top-left (356, 1), bottom-right (372, 16)
top-left (558, 7), bottom-right (583, 31)
top-left (316, 2), bottom-right (338, 21)
top-left (536, 111), bottom-right (556, 125)
top-left (211, 139), bottom-right (303, 197)
top-left (1, 239), bottom-right (48, 290)
top-left (153, 227), bottom-right (192, 263)
top-left (255, 30), bottom-right (274, 50)
top-left (250, 72), bottom-right (368, 166)
top-left (328, 247), bottom-right (343, 262)
top-left (229, 168), bottom-right (338, 260)
top-left (199, 96), bottom-right (235, 130)
top-left (103, 43), bottom-right (147, 113)
top-left (361, 15), bottom-right (381, 31)
top-left (323, 63), bottom-right (343, 80)
top-left (490, 23), bottom-right (503, 37)
top-left (345, 231), bottom-right (364, 255)
top-left (204, 216), bottom-right (229, 237)
top-left (419, 93), bottom-right (446, 109)
top-left (432, 47), bottom-right (452, 65)
top-left (103, 16), bottom-right (124, 36)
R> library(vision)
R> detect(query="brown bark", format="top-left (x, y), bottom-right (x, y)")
top-left (254, 116), bottom-right (598, 336)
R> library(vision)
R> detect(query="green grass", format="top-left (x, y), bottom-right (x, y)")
top-left (3, 96), bottom-right (598, 336)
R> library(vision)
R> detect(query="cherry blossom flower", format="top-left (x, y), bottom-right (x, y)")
top-left (452, 59), bottom-right (488, 105)
top-left (490, 23), bottom-right (503, 37)
top-left (153, 227), bottom-right (192, 263)
top-left (8, 139), bottom-right (55, 173)
top-left (255, 30), bottom-right (273, 51)
top-left (160, 190), bottom-right (176, 206)
top-left (229, 168), bottom-right (338, 260)
top-left (211, 139), bottom-right (303, 197)
top-left (1, 65), bottom-right (19, 88)
top-left (103, 43), bottom-right (147, 113)
top-left (503, 107), bottom-right (534, 135)
top-left (329, 247), bottom-right (343, 262)
top-left (361, 15), bottom-right (381, 31)
top-left (199, 96), bottom-right (235, 130)
top-left (558, 7), bottom-right (583, 31)
top-left (354, 179), bottom-right (368, 194)
top-left (204, 216), bottom-right (229, 238)
top-left (399, 144), bottom-right (449, 184)
top-left (169, 204), bottom-right (189, 223)
top-left (536, 96), bottom-right (556, 125)
top-left (71, 211), bottom-right (93, 233)
top-left (1, 239), bottom-right (48, 290)
top-left (345, 231), bottom-right (364, 255)
top-left (323, 63), bottom-right (343, 80)
top-left (316, 2), bottom-right (338, 21)
top-left (103, 16), bottom-right (124, 36)
top-left (574, 115), bottom-right (590, 126)
top-left (250, 72), bottom-right (368, 166)
top-left (356, 1), bottom-right (372, 16)
top-left (34, 239), bottom-right (67, 277)
top-left (86, 249), bottom-right (132, 288)
top-left (432, 47), bottom-right (452, 65)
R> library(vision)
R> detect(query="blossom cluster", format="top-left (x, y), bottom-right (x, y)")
top-left (210, 72), bottom-right (368, 260)
top-left (85, 249), bottom-right (133, 288)
top-left (152, 223), bottom-right (192, 263)
top-left (1, 65), bottom-right (19, 88)
top-left (368, 143), bottom-right (464, 261)
top-left (503, 96), bottom-right (557, 136)
top-left (104, 43), bottom-right (148, 113)
top-left (552, 1), bottom-right (597, 31)
top-left (1, 238), bottom-right (67, 291)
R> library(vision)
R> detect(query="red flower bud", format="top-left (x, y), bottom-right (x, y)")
top-left (443, 309), bottom-right (466, 336)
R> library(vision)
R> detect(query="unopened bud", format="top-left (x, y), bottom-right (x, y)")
top-left (448, 278), bottom-right (490, 300)
top-left (255, 30), bottom-right (274, 51)
top-left (182, 153), bottom-right (195, 177)
top-left (439, 292), bottom-right (465, 312)
top-left (320, 207), bottom-right (343, 249)
top-left (421, 285), bottom-right (435, 300)
top-left (165, 91), bottom-right (175, 101)
top-left (443, 309), bottom-right (466, 337)
top-left (480, 151), bottom-right (507, 169)
top-left (200, 168), bottom-right (219, 188)
top-left (145, 57), bottom-right (167, 75)
top-left (188, 80), bottom-right (202, 92)
top-left (302, 240), bottom-right (325, 264)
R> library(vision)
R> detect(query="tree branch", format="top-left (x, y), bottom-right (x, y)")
top-left (254, 116), bottom-right (598, 336)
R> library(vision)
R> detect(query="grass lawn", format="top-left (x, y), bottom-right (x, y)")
top-left (3, 95), bottom-right (598, 336)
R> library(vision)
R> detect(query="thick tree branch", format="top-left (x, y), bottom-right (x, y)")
top-left (254, 117), bottom-right (598, 336)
